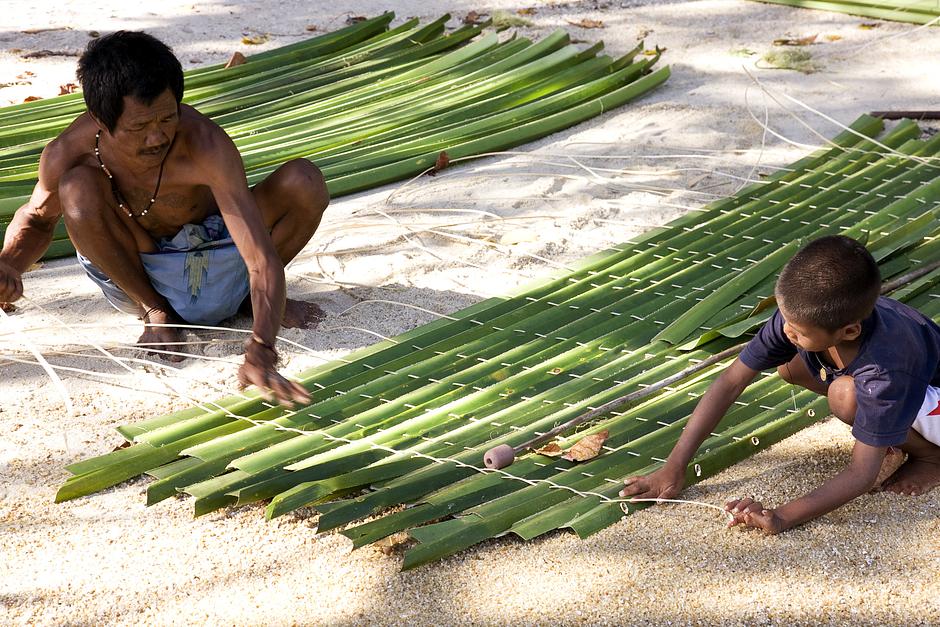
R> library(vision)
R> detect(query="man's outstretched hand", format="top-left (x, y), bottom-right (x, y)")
top-left (0, 259), bottom-right (24, 303)
top-left (724, 497), bottom-right (785, 534)
top-left (238, 337), bottom-right (311, 407)
top-left (620, 465), bottom-right (685, 501)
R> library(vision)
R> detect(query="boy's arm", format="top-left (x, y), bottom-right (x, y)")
top-left (727, 441), bottom-right (885, 533)
top-left (620, 357), bottom-right (759, 499)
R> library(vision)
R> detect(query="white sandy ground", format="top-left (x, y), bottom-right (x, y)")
top-left (1, 0), bottom-right (939, 624)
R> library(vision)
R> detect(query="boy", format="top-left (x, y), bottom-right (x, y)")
top-left (620, 235), bottom-right (940, 533)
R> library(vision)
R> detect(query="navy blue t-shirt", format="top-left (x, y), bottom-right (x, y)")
top-left (740, 297), bottom-right (940, 447)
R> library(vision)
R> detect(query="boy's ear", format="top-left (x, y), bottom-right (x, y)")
top-left (840, 321), bottom-right (863, 341)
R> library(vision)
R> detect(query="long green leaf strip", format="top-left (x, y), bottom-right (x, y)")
top-left (750, 0), bottom-right (940, 25)
top-left (55, 115), bottom-right (940, 568)
top-left (0, 14), bottom-right (669, 257)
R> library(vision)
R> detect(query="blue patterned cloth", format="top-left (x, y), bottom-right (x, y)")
top-left (78, 214), bottom-right (250, 325)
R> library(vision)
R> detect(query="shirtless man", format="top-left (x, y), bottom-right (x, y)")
top-left (0, 31), bottom-right (329, 406)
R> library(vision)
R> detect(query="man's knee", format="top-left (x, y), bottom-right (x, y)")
top-left (828, 375), bottom-right (857, 425)
top-left (59, 165), bottom-right (107, 227)
top-left (278, 158), bottom-right (329, 212)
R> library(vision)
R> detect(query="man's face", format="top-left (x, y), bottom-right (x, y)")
top-left (107, 88), bottom-right (179, 166)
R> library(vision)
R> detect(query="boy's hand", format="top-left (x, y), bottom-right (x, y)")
top-left (724, 497), bottom-right (785, 534)
top-left (620, 466), bottom-right (685, 500)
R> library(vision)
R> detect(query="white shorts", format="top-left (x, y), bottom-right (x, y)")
top-left (911, 385), bottom-right (940, 447)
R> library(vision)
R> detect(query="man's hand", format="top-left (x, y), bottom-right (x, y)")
top-left (724, 497), bottom-right (785, 534)
top-left (620, 465), bottom-right (685, 501)
top-left (0, 259), bottom-right (24, 303)
top-left (238, 337), bottom-right (311, 407)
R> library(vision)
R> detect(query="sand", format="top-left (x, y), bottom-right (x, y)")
top-left (1, 1), bottom-right (939, 625)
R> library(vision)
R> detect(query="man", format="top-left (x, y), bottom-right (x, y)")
top-left (0, 31), bottom-right (329, 406)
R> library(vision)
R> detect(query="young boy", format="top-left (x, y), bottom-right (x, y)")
top-left (620, 235), bottom-right (940, 533)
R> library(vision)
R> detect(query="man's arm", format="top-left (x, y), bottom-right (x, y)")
top-left (199, 129), bottom-right (309, 407)
top-left (0, 146), bottom-right (64, 301)
top-left (620, 357), bottom-right (759, 499)
top-left (726, 440), bottom-right (885, 533)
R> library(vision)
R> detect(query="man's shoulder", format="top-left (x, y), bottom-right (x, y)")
top-left (180, 105), bottom-right (229, 144)
top-left (42, 114), bottom-right (97, 176)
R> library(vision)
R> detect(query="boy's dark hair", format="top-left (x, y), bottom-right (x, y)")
top-left (77, 31), bottom-right (184, 132)
top-left (775, 235), bottom-right (881, 331)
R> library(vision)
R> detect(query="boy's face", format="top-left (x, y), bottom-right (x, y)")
top-left (778, 306), bottom-right (859, 352)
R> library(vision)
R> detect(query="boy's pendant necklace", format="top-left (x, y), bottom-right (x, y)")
top-left (94, 130), bottom-right (168, 219)
top-left (819, 367), bottom-right (827, 382)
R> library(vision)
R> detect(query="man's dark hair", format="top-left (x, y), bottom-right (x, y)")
top-left (775, 235), bottom-right (881, 331)
top-left (77, 31), bottom-right (183, 132)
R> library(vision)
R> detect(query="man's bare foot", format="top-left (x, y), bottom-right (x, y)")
top-left (282, 298), bottom-right (324, 329)
top-left (870, 447), bottom-right (906, 492)
top-left (138, 309), bottom-right (186, 362)
top-left (882, 456), bottom-right (940, 496)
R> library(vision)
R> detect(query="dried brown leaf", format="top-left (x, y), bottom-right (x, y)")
top-left (111, 440), bottom-right (133, 452)
top-left (58, 82), bottom-right (78, 95)
top-left (428, 150), bottom-right (450, 175)
top-left (22, 49), bottom-right (79, 58)
top-left (224, 51), bottom-right (246, 68)
top-left (561, 430), bottom-right (609, 462)
top-left (0, 302), bottom-right (16, 313)
top-left (241, 33), bottom-right (269, 45)
top-left (825, 34), bottom-right (843, 41)
top-left (23, 95), bottom-right (42, 102)
top-left (464, 11), bottom-right (488, 25)
top-left (517, 7), bottom-right (537, 15)
top-left (346, 16), bottom-right (367, 24)
top-left (773, 34), bottom-right (817, 46)
top-left (21, 27), bottom-right (70, 34)
top-left (535, 442), bottom-right (564, 457)
top-left (305, 24), bottom-right (319, 32)
top-left (16, 71), bottom-right (36, 79)
top-left (567, 18), bottom-right (605, 29)
top-left (859, 22), bottom-right (881, 29)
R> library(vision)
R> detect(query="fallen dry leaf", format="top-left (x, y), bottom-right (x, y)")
top-left (567, 18), bottom-right (605, 29)
top-left (561, 430), bottom-right (609, 462)
top-left (16, 71), bottom-right (35, 79)
top-left (21, 27), bottom-right (70, 35)
top-left (773, 34), bottom-right (817, 46)
top-left (22, 50), bottom-right (79, 58)
top-left (517, 7), bottom-right (537, 15)
top-left (375, 532), bottom-right (411, 555)
top-left (224, 51), bottom-right (246, 68)
top-left (346, 15), bottom-right (367, 24)
top-left (0, 302), bottom-right (16, 313)
top-left (464, 11), bottom-right (488, 25)
top-left (430, 150), bottom-right (450, 175)
top-left (535, 442), bottom-right (565, 457)
top-left (9, 48), bottom-right (22, 54)
top-left (825, 34), bottom-right (843, 41)
top-left (23, 96), bottom-right (42, 103)
top-left (111, 440), bottom-right (133, 452)
top-left (305, 24), bottom-right (319, 32)
top-left (58, 83), bottom-right (78, 95)
top-left (241, 33), bottom-right (269, 45)
top-left (859, 22), bottom-right (881, 29)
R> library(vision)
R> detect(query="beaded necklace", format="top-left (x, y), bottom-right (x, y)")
top-left (94, 130), bottom-right (169, 219)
